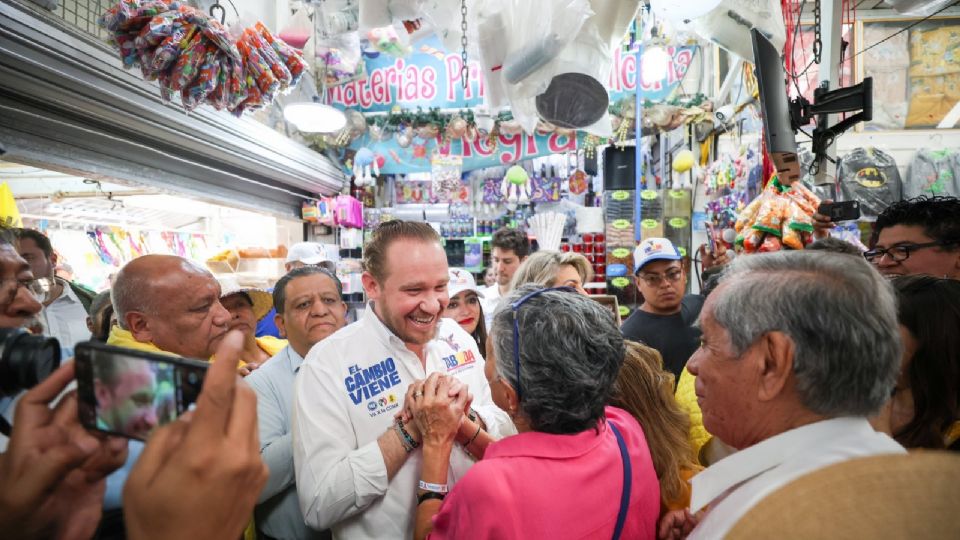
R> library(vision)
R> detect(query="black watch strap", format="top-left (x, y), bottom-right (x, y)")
top-left (417, 491), bottom-right (446, 505)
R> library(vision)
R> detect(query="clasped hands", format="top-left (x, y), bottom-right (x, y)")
top-left (396, 373), bottom-right (472, 449)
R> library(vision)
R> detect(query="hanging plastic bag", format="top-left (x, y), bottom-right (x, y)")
top-left (278, 6), bottom-right (311, 49)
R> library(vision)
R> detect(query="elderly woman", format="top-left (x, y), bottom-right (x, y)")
top-left (509, 250), bottom-right (593, 295)
top-left (406, 285), bottom-right (660, 539)
top-left (877, 275), bottom-right (960, 450)
top-left (216, 276), bottom-right (286, 375)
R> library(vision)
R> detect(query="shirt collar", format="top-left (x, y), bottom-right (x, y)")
top-left (52, 279), bottom-right (81, 305)
top-left (485, 419), bottom-right (608, 461)
top-left (286, 346), bottom-right (306, 374)
top-left (363, 302), bottom-right (412, 350)
top-left (690, 417), bottom-right (876, 514)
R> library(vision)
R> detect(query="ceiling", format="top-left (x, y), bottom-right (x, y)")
top-left (1, 160), bottom-right (255, 231)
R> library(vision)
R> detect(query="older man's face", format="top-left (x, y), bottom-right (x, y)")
top-left (145, 271), bottom-right (230, 358)
top-left (686, 288), bottom-right (762, 449)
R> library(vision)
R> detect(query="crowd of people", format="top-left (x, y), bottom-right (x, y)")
top-left (0, 194), bottom-right (958, 539)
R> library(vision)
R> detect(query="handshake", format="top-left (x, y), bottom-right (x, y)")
top-left (395, 373), bottom-right (479, 450)
top-left (0, 331), bottom-right (267, 540)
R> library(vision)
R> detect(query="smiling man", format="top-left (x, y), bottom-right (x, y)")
top-left (865, 195), bottom-right (960, 278)
top-left (293, 220), bottom-right (514, 540)
top-left (621, 238), bottom-right (704, 381)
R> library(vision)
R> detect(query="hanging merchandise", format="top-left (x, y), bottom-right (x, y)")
top-left (316, 32), bottom-right (365, 87)
top-left (352, 148), bottom-right (381, 187)
top-left (568, 169), bottom-right (589, 195)
top-left (98, 1), bottom-right (307, 115)
top-left (904, 148), bottom-right (960, 199)
top-left (334, 195), bottom-right (364, 229)
top-left (0, 182), bottom-right (23, 227)
top-left (527, 212), bottom-right (567, 251)
top-left (734, 175), bottom-right (820, 253)
top-left (278, 6), bottom-right (312, 49)
top-left (837, 147), bottom-right (904, 219)
top-left (501, 165), bottom-right (532, 207)
top-left (431, 154), bottom-right (464, 196)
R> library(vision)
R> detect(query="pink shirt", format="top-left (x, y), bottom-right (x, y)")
top-left (429, 406), bottom-right (660, 539)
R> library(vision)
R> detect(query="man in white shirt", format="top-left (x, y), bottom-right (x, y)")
top-left (16, 229), bottom-right (91, 357)
top-left (480, 227), bottom-right (529, 329)
top-left (293, 220), bottom-right (514, 540)
top-left (664, 250), bottom-right (906, 540)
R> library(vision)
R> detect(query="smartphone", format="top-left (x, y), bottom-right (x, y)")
top-left (818, 200), bottom-right (861, 222)
top-left (75, 341), bottom-right (208, 440)
top-left (705, 222), bottom-right (719, 254)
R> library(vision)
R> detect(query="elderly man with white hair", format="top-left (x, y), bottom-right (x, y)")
top-left (661, 250), bottom-right (906, 540)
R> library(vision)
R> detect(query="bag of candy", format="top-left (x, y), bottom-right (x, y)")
top-left (751, 196), bottom-right (789, 237)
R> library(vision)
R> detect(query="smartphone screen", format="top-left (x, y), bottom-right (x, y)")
top-left (75, 342), bottom-right (208, 440)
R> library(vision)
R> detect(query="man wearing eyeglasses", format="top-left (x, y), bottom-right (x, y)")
top-left (621, 238), bottom-right (703, 382)
top-left (864, 196), bottom-right (960, 279)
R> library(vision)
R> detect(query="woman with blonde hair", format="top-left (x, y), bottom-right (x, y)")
top-left (611, 340), bottom-right (701, 513)
top-left (509, 250), bottom-right (593, 295)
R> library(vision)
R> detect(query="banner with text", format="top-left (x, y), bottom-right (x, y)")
top-left (327, 37), bottom-right (698, 112)
top-left (347, 131), bottom-right (582, 175)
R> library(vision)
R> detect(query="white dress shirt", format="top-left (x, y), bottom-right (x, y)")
top-left (247, 345), bottom-right (328, 540)
top-left (43, 281), bottom-right (91, 358)
top-left (688, 417), bottom-right (906, 539)
top-left (293, 306), bottom-right (515, 540)
top-left (479, 284), bottom-right (503, 330)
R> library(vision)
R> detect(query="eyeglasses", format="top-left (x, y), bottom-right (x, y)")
top-left (637, 268), bottom-right (684, 287)
top-left (863, 241), bottom-right (955, 263)
top-left (0, 277), bottom-right (53, 304)
top-left (509, 286), bottom-right (575, 403)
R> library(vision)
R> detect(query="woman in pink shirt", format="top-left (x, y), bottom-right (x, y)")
top-left (406, 285), bottom-right (661, 539)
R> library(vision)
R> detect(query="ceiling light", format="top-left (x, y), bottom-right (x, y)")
top-left (641, 46), bottom-right (672, 85)
top-left (284, 98), bottom-right (348, 133)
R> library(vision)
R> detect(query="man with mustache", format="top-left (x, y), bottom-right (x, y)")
top-left (293, 221), bottom-right (514, 540)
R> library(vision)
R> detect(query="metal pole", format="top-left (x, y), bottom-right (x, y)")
top-left (813, 0), bottom-right (844, 185)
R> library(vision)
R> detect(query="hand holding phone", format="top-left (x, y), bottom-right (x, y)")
top-left (817, 200), bottom-right (861, 222)
top-left (122, 330), bottom-right (268, 540)
top-left (75, 343), bottom-right (208, 441)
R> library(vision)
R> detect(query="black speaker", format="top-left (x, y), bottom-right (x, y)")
top-left (603, 146), bottom-right (636, 190)
top-left (584, 153), bottom-right (598, 176)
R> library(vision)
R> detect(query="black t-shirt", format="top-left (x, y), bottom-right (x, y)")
top-left (620, 294), bottom-right (705, 381)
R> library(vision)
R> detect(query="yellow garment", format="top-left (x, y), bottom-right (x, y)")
top-left (255, 336), bottom-right (287, 357)
top-left (106, 327), bottom-right (177, 356)
top-left (675, 369), bottom-right (712, 464)
top-left (0, 182), bottom-right (23, 228)
top-left (107, 327), bottom-right (257, 540)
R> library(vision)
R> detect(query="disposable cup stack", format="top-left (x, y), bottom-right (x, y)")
top-left (528, 212), bottom-right (566, 252)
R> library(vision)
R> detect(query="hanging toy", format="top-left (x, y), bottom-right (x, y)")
top-left (501, 165), bottom-right (531, 209)
top-left (352, 148), bottom-right (379, 187)
top-left (673, 149), bottom-right (696, 189)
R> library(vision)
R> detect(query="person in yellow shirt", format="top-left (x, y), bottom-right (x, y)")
top-left (215, 276), bottom-right (287, 376)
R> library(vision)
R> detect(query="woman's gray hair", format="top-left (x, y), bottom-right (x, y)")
top-left (510, 250), bottom-right (593, 290)
top-left (711, 250), bottom-right (901, 416)
top-left (491, 285), bottom-right (624, 434)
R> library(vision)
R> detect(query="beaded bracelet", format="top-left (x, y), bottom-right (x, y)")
top-left (395, 418), bottom-right (420, 451)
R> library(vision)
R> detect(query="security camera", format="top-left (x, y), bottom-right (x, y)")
top-left (713, 104), bottom-right (736, 126)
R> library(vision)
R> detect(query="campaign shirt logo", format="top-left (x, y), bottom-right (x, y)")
top-left (366, 393), bottom-right (399, 417)
top-left (439, 333), bottom-right (461, 352)
top-left (345, 358), bottom-right (402, 405)
top-left (443, 349), bottom-right (476, 372)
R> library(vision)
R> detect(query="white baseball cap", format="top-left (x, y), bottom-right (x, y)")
top-left (447, 268), bottom-right (484, 299)
top-left (286, 242), bottom-right (335, 270)
top-left (633, 237), bottom-right (682, 273)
